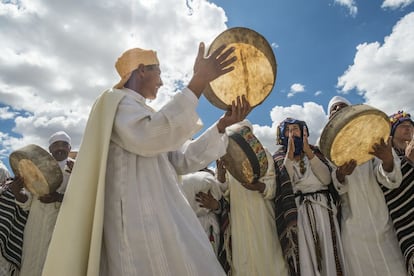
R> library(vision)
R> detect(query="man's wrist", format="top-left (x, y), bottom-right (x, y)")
top-left (336, 169), bottom-right (345, 183)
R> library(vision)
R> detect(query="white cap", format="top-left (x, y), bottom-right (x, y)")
top-left (49, 131), bottom-right (71, 146)
top-left (328, 96), bottom-right (351, 114)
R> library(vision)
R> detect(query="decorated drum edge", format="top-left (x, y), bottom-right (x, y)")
top-left (221, 141), bottom-right (251, 183)
top-left (225, 127), bottom-right (269, 184)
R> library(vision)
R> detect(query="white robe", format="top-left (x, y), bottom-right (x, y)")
top-left (285, 156), bottom-right (346, 276)
top-left (100, 88), bottom-right (228, 276)
top-left (17, 159), bottom-right (71, 276)
top-left (43, 90), bottom-right (126, 276)
top-left (43, 88), bottom-right (228, 276)
top-left (181, 171), bottom-right (223, 255)
top-left (332, 153), bottom-right (406, 276)
top-left (225, 149), bottom-right (288, 276)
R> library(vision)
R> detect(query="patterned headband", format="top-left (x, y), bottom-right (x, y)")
top-left (389, 111), bottom-right (413, 135)
top-left (389, 111), bottom-right (411, 125)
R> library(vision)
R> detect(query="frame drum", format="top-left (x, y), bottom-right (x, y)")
top-left (319, 104), bottom-right (390, 167)
top-left (204, 27), bottom-right (277, 110)
top-left (9, 144), bottom-right (63, 196)
top-left (222, 126), bottom-right (268, 184)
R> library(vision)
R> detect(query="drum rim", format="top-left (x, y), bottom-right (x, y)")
top-left (9, 144), bottom-right (63, 196)
top-left (204, 26), bottom-right (277, 110)
top-left (319, 104), bottom-right (390, 166)
top-left (222, 125), bottom-right (269, 184)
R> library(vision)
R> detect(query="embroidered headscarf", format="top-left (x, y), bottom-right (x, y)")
top-left (114, 48), bottom-right (159, 89)
top-left (389, 111), bottom-right (413, 136)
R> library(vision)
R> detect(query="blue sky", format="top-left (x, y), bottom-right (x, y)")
top-left (1, 0), bottom-right (414, 173)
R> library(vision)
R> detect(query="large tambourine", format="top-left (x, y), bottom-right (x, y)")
top-left (319, 104), bottom-right (390, 167)
top-left (9, 144), bottom-right (63, 196)
top-left (221, 126), bottom-right (269, 184)
top-left (204, 27), bottom-right (277, 110)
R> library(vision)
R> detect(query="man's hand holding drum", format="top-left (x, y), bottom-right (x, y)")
top-left (240, 181), bottom-right (266, 193)
top-left (216, 95), bottom-right (251, 134)
top-left (336, 136), bottom-right (394, 183)
top-left (39, 191), bottom-right (64, 203)
top-left (9, 176), bottom-right (28, 203)
top-left (188, 43), bottom-right (237, 98)
top-left (335, 160), bottom-right (357, 183)
top-left (369, 136), bottom-right (394, 172)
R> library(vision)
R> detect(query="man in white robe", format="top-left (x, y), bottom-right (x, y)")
top-left (181, 169), bottom-right (223, 256)
top-left (216, 120), bottom-right (288, 276)
top-left (42, 43), bottom-right (250, 276)
top-left (9, 131), bottom-right (74, 276)
top-left (327, 97), bottom-right (406, 276)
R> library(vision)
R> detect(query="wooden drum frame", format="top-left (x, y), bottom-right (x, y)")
top-left (204, 27), bottom-right (277, 110)
top-left (9, 144), bottom-right (63, 196)
top-left (319, 104), bottom-right (390, 167)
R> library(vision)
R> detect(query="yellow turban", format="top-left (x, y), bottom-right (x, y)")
top-left (113, 48), bottom-right (159, 89)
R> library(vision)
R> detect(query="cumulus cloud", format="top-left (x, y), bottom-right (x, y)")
top-left (382, 0), bottom-right (414, 9)
top-left (0, 106), bottom-right (17, 120)
top-left (334, 0), bottom-right (358, 17)
top-left (252, 102), bottom-right (328, 154)
top-left (0, 0), bottom-right (228, 156)
top-left (337, 12), bottom-right (414, 115)
top-left (287, 83), bottom-right (305, 98)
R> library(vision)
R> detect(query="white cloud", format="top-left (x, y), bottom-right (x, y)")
top-left (0, 106), bottom-right (17, 120)
top-left (0, 0), bottom-right (228, 156)
top-left (334, 0), bottom-right (358, 17)
top-left (271, 42), bottom-right (279, 49)
top-left (382, 0), bottom-right (414, 9)
top-left (287, 83), bottom-right (305, 98)
top-left (337, 12), bottom-right (414, 115)
top-left (314, 90), bottom-right (322, 96)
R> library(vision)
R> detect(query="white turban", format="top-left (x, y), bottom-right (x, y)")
top-left (49, 131), bottom-right (71, 146)
top-left (328, 96), bottom-right (351, 114)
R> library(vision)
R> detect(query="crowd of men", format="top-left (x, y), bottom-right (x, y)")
top-left (0, 42), bottom-right (413, 276)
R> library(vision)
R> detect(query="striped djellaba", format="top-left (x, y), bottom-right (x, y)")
top-left (382, 148), bottom-right (414, 276)
top-left (0, 189), bottom-right (29, 269)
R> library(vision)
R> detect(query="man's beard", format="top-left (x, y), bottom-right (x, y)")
top-left (292, 136), bottom-right (304, 156)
